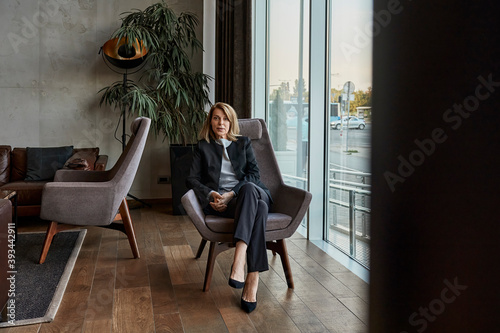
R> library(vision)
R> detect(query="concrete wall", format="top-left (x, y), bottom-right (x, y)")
top-left (0, 0), bottom-right (204, 200)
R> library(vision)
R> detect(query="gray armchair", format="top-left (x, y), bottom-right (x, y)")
top-left (181, 118), bottom-right (312, 291)
top-left (38, 117), bottom-right (151, 264)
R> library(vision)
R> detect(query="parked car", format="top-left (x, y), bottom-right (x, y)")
top-left (330, 116), bottom-right (366, 130)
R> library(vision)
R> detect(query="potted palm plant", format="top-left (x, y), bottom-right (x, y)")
top-left (99, 1), bottom-right (211, 214)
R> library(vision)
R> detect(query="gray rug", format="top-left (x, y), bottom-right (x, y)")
top-left (0, 230), bottom-right (86, 327)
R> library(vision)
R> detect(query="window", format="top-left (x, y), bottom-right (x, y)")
top-left (267, 0), bottom-right (310, 231)
top-left (326, 0), bottom-right (372, 268)
top-left (255, 0), bottom-right (372, 271)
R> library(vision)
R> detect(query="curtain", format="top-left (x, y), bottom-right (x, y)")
top-left (215, 0), bottom-right (252, 118)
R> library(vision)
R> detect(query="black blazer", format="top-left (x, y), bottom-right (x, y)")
top-left (186, 136), bottom-right (272, 208)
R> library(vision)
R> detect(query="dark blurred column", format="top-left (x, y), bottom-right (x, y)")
top-left (370, 1), bottom-right (500, 332)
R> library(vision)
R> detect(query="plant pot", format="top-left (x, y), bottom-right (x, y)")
top-left (169, 144), bottom-right (195, 215)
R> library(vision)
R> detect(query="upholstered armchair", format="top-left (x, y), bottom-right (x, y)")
top-left (181, 118), bottom-right (312, 291)
top-left (38, 117), bottom-right (151, 264)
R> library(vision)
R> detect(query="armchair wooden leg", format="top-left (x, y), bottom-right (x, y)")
top-left (203, 242), bottom-right (217, 292)
top-left (195, 239), bottom-right (207, 259)
top-left (201, 241), bottom-right (232, 292)
top-left (267, 239), bottom-right (294, 289)
top-left (39, 221), bottom-right (75, 264)
top-left (119, 198), bottom-right (140, 259)
top-left (39, 221), bottom-right (59, 264)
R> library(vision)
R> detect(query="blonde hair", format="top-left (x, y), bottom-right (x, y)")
top-left (199, 102), bottom-right (240, 142)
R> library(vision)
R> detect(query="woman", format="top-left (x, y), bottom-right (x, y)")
top-left (187, 102), bottom-right (272, 313)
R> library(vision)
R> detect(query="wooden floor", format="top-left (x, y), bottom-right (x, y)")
top-left (5, 203), bottom-right (368, 333)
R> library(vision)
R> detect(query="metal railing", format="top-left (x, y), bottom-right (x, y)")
top-left (328, 183), bottom-right (370, 257)
top-left (280, 167), bottom-right (371, 266)
top-left (328, 167), bottom-right (371, 263)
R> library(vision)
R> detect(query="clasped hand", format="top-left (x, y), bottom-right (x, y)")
top-left (210, 191), bottom-right (234, 212)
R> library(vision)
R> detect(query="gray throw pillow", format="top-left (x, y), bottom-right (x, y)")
top-left (25, 146), bottom-right (74, 181)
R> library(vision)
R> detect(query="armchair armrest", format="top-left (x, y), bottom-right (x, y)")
top-left (53, 169), bottom-right (111, 182)
top-left (272, 184), bottom-right (312, 229)
top-left (40, 181), bottom-right (118, 226)
top-left (95, 155), bottom-right (108, 171)
top-left (181, 189), bottom-right (206, 228)
top-left (181, 189), bottom-right (232, 242)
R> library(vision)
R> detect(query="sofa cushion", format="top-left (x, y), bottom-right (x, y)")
top-left (25, 146), bottom-right (73, 181)
top-left (10, 148), bottom-right (27, 182)
top-left (64, 148), bottom-right (99, 170)
top-left (0, 146), bottom-right (11, 186)
top-left (0, 181), bottom-right (47, 205)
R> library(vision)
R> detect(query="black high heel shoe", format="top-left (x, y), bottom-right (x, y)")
top-left (228, 265), bottom-right (245, 289)
top-left (241, 297), bottom-right (257, 313)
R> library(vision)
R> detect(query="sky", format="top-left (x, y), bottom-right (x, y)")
top-left (268, 0), bottom-right (373, 93)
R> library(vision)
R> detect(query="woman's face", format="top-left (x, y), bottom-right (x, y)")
top-left (211, 107), bottom-right (231, 139)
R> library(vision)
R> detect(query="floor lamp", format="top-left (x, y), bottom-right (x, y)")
top-left (100, 37), bottom-right (151, 207)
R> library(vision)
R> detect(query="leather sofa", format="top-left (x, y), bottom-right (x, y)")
top-left (0, 146), bottom-right (107, 217)
top-left (0, 199), bottom-right (11, 317)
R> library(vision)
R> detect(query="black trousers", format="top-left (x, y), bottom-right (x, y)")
top-left (204, 183), bottom-right (270, 272)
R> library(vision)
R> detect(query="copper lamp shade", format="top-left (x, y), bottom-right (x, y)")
top-left (102, 37), bottom-right (148, 69)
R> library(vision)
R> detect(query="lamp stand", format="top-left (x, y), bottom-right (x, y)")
top-left (100, 37), bottom-right (150, 209)
top-left (122, 72), bottom-right (128, 152)
top-left (121, 71), bottom-right (151, 208)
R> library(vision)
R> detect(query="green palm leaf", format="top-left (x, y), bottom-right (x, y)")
top-left (99, 0), bottom-right (212, 145)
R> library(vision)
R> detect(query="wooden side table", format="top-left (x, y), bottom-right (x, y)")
top-left (1, 190), bottom-right (17, 241)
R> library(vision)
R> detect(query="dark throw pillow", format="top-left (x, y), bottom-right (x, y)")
top-left (25, 146), bottom-right (74, 181)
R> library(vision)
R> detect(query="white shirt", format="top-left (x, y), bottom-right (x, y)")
top-left (207, 139), bottom-right (238, 200)
top-left (217, 138), bottom-right (239, 192)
